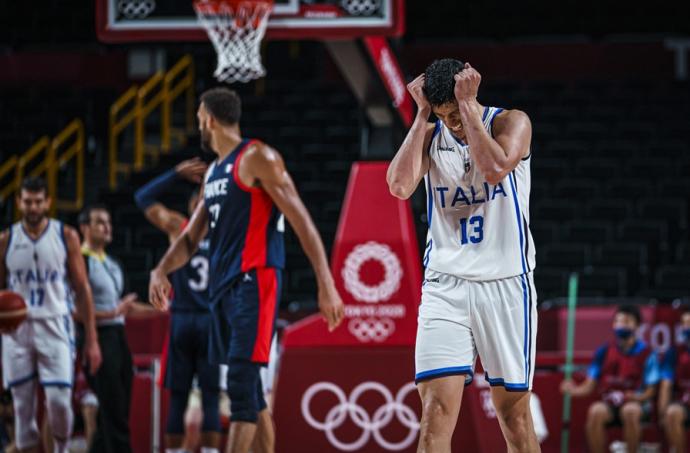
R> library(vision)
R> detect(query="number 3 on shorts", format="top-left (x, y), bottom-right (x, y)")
top-left (459, 216), bottom-right (484, 244)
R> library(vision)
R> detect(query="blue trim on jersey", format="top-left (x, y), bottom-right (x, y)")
top-left (485, 374), bottom-right (529, 392)
top-left (415, 366), bottom-right (474, 384)
top-left (488, 108), bottom-right (504, 138)
top-left (423, 173), bottom-right (434, 268)
top-left (20, 220), bottom-right (52, 244)
top-left (660, 347), bottom-right (677, 381)
top-left (431, 120), bottom-right (441, 143)
top-left (509, 172), bottom-right (529, 385)
top-left (423, 239), bottom-right (433, 268)
top-left (8, 372), bottom-right (38, 388)
top-left (41, 381), bottom-right (73, 388)
top-left (482, 106), bottom-right (489, 122)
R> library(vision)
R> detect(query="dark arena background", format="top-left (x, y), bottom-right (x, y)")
top-left (1, 0), bottom-right (690, 452)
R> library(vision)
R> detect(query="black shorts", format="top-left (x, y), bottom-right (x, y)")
top-left (209, 268), bottom-right (281, 365)
top-left (605, 400), bottom-right (652, 427)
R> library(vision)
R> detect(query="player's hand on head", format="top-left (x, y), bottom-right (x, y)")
top-left (318, 285), bottom-right (345, 332)
top-left (407, 73), bottom-right (431, 115)
top-left (176, 158), bottom-right (208, 184)
top-left (149, 269), bottom-right (171, 311)
top-left (453, 62), bottom-right (481, 102)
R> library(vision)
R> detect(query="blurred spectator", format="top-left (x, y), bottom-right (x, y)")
top-left (560, 304), bottom-right (660, 453)
top-left (658, 307), bottom-right (690, 453)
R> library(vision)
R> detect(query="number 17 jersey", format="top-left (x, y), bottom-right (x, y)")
top-left (423, 107), bottom-right (536, 281)
top-left (203, 139), bottom-right (285, 300)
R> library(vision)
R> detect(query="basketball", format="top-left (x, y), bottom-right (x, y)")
top-left (0, 291), bottom-right (28, 332)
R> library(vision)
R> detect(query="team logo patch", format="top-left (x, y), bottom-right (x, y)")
top-left (225, 163), bottom-right (234, 173)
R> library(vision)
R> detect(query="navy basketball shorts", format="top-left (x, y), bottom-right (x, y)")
top-left (163, 311), bottom-right (221, 392)
top-left (210, 268), bottom-right (281, 365)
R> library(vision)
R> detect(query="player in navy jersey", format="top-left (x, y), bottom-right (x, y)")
top-left (134, 158), bottom-right (224, 453)
top-left (658, 307), bottom-right (690, 453)
top-left (149, 87), bottom-right (344, 453)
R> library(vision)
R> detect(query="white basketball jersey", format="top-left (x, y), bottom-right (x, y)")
top-left (4, 220), bottom-right (70, 318)
top-left (423, 107), bottom-right (536, 281)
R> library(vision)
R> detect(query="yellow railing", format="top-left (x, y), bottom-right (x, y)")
top-left (0, 119), bottom-right (85, 219)
top-left (109, 54), bottom-right (195, 190)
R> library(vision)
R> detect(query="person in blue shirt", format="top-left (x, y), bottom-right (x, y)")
top-left (560, 305), bottom-right (660, 453)
top-left (658, 307), bottom-right (690, 453)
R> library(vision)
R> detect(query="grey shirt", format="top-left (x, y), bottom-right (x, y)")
top-left (82, 248), bottom-right (125, 326)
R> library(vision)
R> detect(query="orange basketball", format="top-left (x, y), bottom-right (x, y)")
top-left (0, 291), bottom-right (27, 332)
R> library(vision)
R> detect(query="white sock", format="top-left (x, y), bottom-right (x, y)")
top-left (165, 449), bottom-right (189, 453)
top-left (201, 448), bottom-right (220, 453)
top-left (53, 438), bottom-right (69, 453)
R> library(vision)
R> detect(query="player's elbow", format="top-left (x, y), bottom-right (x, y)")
top-left (483, 170), bottom-right (506, 186)
top-left (388, 182), bottom-right (413, 200)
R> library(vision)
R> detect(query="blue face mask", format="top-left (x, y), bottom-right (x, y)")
top-left (614, 328), bottom-right (634, 340)
top-left (682, 328), bottom-right (690, 343)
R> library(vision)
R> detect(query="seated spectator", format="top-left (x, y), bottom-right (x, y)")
top-left (560, 304), bottom-right (660, 453)
top-left (658, 307), bottom-right (690, 453)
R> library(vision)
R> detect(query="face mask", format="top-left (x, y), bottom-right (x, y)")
top-left (682, 328), bottom-right (690, 343)
top-left (614, 328), bottom-right (634, 340)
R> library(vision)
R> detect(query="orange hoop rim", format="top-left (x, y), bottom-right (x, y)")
top-left (193, 0), bottom-right (275, 14)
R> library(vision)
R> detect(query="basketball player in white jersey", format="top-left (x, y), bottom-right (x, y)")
top-left (387, 59), bottom-right (539, 452)
top-left (0, 177), bottom-right (102, 453)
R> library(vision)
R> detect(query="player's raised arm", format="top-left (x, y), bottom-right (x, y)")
top-left (149, 196), bottom-right (209, 310)
top-left (64, 226), bottom-right (102, 374)
top-left (134, 158), bottom-right (207, 240)
top-left (387, 74), bottom-right (434, 200)
top-left (454, 63), bottom-right (532, 185)
top-left (241, 143), bottom-right (344, 331)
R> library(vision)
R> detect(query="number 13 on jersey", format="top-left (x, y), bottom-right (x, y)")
top-left (459, 216), bottom-right (484, 244)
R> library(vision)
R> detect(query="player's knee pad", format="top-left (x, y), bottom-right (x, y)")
top-left (11, 383), bottom-right (39, 449)
top-left (226, 360), bottom-right (261, 423)
top-left (200, 390), bottom-right (220, 432)
top-left (44, 386), bottom-right (73, 440)
top-left (166, 390), bottom-right (189, 434)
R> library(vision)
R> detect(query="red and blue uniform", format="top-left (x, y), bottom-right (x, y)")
top-left (661, 345), bottom-right (690, 407)
top-left (588, 339), bottom-right (660, 422)
top-left (204, 139), bottom-right (284, 365)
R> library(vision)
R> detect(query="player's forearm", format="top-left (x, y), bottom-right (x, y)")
top-left (457, 100), bottom-right (510, 183)
top-left (291, 212), bottom-right (334, 289)
top-left (74, 285), bottom-right (98, 342)
top-left (134, 169), bottom-right (177, 210)
top-left (155, 231), bottom-right (197, 274)
top-left (387, 110), bottom-right (430, 199)
top-left (572, 378), bottom-right (596, 398)
top-left (633, 386), bottom-right (656, 402)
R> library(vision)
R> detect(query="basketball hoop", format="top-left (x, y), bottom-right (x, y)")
top-left (194, 0), bottom-right (274, 84)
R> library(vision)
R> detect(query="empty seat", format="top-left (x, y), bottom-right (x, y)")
top-left (553, 178), bottom-right (600, 198)
top-left (604, 179), bottom-right (654, 199)
top-left (540, 243), bottom-right (591, 269)
top-left (625, 158), bottom-right (672, 178)
top-left (617, 219), bottom-right (668, 244)
top-left (579, 267), bottom-right (628, 297)
top-left (654, 266), bottom-right (690, 295)
top-left (530, 220), bottom-right (560, 244)
top-left (532, 199), bottom-right (579, 222)
top-left (637, 198), bottom-right (688, 231)
top-left (531, 158), bottom-right (569, 181)
top-left (676, 242), bottom-right (690, 265)
top-left (584, 199), bottom-right (633, 222)
top-left (564, 220), bottom-right (614, 244)
top-left (533, 268), bottom-right (569, 300)
top-left (574, 158), bottom-right (621, 179)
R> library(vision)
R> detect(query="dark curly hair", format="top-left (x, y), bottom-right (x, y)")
top-left (200, 87), bottom-right (242, 125)
top-left (423, 59), bottom-right (465, 107)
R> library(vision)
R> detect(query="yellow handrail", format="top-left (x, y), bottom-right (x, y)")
top-left (109, 54), bottom-right (196, 190)
top-left (0, 119), bottom-right (84, 219)
top-left (109, 85), bottom-right (138, 190)
top-left (51, 119), bottom-right (85, 216)
top-left (136, 71), bottom-right (165, 171)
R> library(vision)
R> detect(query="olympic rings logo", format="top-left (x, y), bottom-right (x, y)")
top-left (118, 0), bottom-right (156, 19)
top-left (348, 317), bottom-right (395, 342)
top-left (342, 242), bottom-right (402, 303)
top-left (301, 381), bottom-right (420, 451)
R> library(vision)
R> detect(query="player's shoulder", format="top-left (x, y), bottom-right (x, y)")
top-left (494, 108), bottom-right (530, 127)
top-left (243, 139), bottom-right (282, 165)
top-left (62, 225), bottom-right (81, 247)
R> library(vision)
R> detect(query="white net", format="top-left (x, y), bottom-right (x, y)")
top-left (194, 1), bottom-right (273, 84)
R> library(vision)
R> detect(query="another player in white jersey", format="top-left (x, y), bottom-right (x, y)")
top-left (0, 177), bottom-right (101, 453)
top-left (387, 59), bottom-right (539, 452)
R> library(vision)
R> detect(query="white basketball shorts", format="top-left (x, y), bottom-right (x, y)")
top-left (2, 315), bottom-right (75, 388)
top-left (415, 269), bottom-right (537, 391)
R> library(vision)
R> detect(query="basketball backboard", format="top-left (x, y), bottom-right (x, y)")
top-left (96, 0), bottom-right (404, 42)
